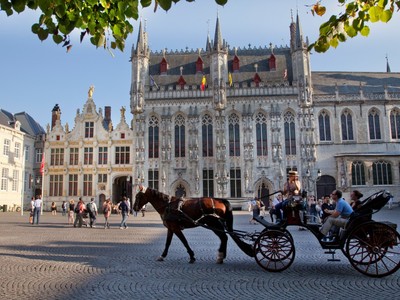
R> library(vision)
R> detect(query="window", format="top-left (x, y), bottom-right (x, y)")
top-left (202, 169), bottom-right (214, 197)
top-left (24, 146), bottom-right (29, 161)
top-left (85, 121), bottom-right (94, 138)
top-left (229, 113), bottom-right (240, 157)
top-left (160, 57), bottom-right (168, 75)
top-left (390, 109), bottom-right (400, 139)
top-left (284, 112), bottom-right (296, 155)
top-left (318, 111), bottom-right (331, 141)
top-left (50, 148), bottom-right (64, 166)
top-left (83, 174), bottom-right (93, 196)
top-left (98, 147), bottom-right (108, 165)
top-left (84, 147), bottom-right (93, 165)
top-left (372, 161), bottom-right (392, 185)
top-left (174, 115), bottom-right (185, 158)
top-left (229, 168), bottom-right (242, 198)
top-left (14, 142), bottom-right (21, 159)
top-left (49, 174), bottom-right (63, 196)
top-left (12, 170), bottom-right (18, 191)
top-left (3, 139), bottom-right (10, 156)
top-left (256, 112), bottom-right (268, 156)
top-left (201, 114), bottom-right (213, 157)
top-left (196, 57), bottom-right (203, 73)
top-left (35, 148), bottom-right (42, 163)
top-left (1, 168), bottom-right (8, 191)
top-left (341, 109), bottom-right (354, 141)
top-left (269, 54), bottom-right (276, 71)
top-left (98, 174), bottom-right (107, 183)
top-left (68, 174), bottom-right (78, 196)
top-left (351, 161), bottom-right (366, 186)
top-left (148, 116), bottom-right (159, 159)
top-left (69, 148), bottom-right (79, 165)
top-left (148, 170), bottom-right (159, 190)
top-left (115, 146), bottom-right (130, 164)
top-left (368, 109), bottom-right (381, 140)
top-left (232, 55), bottom-right (240, 72)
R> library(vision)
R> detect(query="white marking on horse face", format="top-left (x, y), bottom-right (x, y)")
top-left (139, 185), bottom-right (147, 193)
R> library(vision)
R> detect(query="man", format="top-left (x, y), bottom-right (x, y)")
top-left (320, 189), bottom-right (353, 242)
top-left (274, 170), bottom-right (301, 222)
top-left (118, 197), bottom-right (130, 229)
top-left (86, 198), bottom-right (98, 228)
top-left (32, 195), bottom-right (42, 225)
top-left (74, 198), bottom-right (86, 228)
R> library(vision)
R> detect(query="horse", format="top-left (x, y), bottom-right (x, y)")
top-left (133, 186), bottom-right (254, 264)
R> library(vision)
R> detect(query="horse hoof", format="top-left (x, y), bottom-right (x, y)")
top-left (216, 258), bottom-right (224, 264)
top-left (156, 256), bottom-right (165, 262)
top-left (189, 258), bottom-right (196, 264)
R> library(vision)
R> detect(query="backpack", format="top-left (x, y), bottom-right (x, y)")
top-left (86, 202), bottom-right (93, 212)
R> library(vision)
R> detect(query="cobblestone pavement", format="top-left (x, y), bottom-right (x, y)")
top-left (0, 206), bottom-right (399, 300)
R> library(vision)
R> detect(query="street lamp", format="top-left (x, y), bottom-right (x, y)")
top-left (215, 170), bottom-right (230, 195)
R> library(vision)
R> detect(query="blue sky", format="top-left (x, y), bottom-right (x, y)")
top-left (0, 0), bottom-right (399, 127)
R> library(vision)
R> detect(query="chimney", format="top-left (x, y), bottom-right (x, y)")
top-left (105, 106), bottom-right (111, 121)
top-left (51, 104), bottom-right (61, 129)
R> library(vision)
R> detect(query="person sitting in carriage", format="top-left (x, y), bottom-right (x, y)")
top-left (274, 170), bottom-right (302, 223)
top-left (320, 189), bottom-right (353, 242)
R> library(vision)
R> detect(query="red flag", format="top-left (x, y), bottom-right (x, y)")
top-left (40, 153), bottom-right (45, 175)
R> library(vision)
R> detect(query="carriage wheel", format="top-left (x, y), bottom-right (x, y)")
top-left (345, 222), bottom-right (400, 277)
top-left (253, 229), bottom-right (295, 272)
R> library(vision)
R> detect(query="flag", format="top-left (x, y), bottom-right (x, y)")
top-left (40, 153), bottom-right (45, 175)
top-left (228, 72), bottom-right (233, 87)
top-left (201, 75), bottom-right (206, 91)
top-left (283, 69), bottom-right (288, 80)
top-left (150, 75), bottom-right (159, 89)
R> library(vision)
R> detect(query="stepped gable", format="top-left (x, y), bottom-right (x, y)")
top-left (312, 72), bottom-right (400, 95)
top-left (148, 45), bottom-right (292, 88)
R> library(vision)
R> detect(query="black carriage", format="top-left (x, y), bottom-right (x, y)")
top-left (244, 190), bottom-right (400, 278)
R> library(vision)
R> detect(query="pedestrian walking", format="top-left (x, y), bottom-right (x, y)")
top-left (32, 195), bottom-right (42, 225)
top-left (118, 197), bottom-right (130, 229)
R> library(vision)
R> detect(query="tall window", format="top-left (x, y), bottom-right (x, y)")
top-left (14, 142), bottom-right (21, 159)
top-left (230, 168), bottom-right (242, 198)
top-left (341, 109), bottom-right (354, 141)
top-left (24, 146), bottom-right (29, 161)
top-left (390, 109), bottom-right (400, 139)
top-left (372, 161), bottom-right (392, 185)
top-left (284, 112), bottom-right (296, 155)
top-left (98, 174), bottom-right (107, 183)
top-left (85, 121), bottom-right (94, 138)
top-left (12, 170), bottom-right (18, 191)
top-left (229, 113), bottom-right (240, 157)
top-left (35, 148), bottom-right (42, 163)
top-left (351, 161), bottom-right (366, 186)
top-left (368, 109), bottom-right (381, 140)
top-left (83, 174), bottom-right (93, 196)
top-left (84, 147), bottom-right (93, 165)
top-left (3, 139), bottom-right (10, 156)
top-left (148, 170), bottom-right (159, 190)
top-left (98, 147), bottom-right (108, 165)
top-left (68, 174), bottom-right (78, 196)
top-left (149, 115), bottom-right (159, 159)
top-left (50, 148), bottom-right (64, 166)
top-left (1, 168), bottom-right (8, 191)
top-left (115, 146), bottom-right (130, 164)
top-left (174, 114), bottom-right (185, 158)
top-left (202, 114), bottom-right (213, 157)
top-left (49, 174), bottom-right (63, 196)
top-left (256, 112), bottom-right (268, 156)
top-left (318, 111), bottom-right (331, 141)
top-left (202, 169), bottom-right (214, 197)
top-left (69, 148), bottom-right (79, 165)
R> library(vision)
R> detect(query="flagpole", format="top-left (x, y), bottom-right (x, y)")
top-left (40, 152), bottom-right (45, 215)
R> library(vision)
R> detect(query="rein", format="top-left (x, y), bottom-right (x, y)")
top-left (253, 190), bottom-right (283, 202)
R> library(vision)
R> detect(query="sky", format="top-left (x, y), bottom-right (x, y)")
top-left (0, 0), bottom-right (399, 128)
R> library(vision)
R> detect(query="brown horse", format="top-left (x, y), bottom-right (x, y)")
top-left (133, 186), bottom-right (253, 264)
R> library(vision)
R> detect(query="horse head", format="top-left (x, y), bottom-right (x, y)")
top-left (133, 185), bottom-right (148, 212)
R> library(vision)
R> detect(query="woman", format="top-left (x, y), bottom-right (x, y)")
top-left (51, 202), bottom-right (57, 215)
top-left (103, 198), bottom-right (112, 229)
top-left (350, 190), bottom-right (363, 210)
top-left (274, 170), bottom-right (302, 222)
top-left (68, 199), bottom-right (75, 225)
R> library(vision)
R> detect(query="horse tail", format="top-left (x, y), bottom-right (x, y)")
top-left (222, 200), bottom-right (255, 258)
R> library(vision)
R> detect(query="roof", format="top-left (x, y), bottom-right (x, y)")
top-left (0, 108), bottom-right (45, 135)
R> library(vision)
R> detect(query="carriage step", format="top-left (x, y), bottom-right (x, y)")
top-left (325, 250), bottom-right (341, 262)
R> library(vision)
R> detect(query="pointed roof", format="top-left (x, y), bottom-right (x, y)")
top-left (386, 55), bottom-right (391, 73)
top-left (213, 17), bottom-right (223, 51)
top-left (295, 13), bottom-right (304, 49)
top-left (133, 21), bottom-right (148, 56)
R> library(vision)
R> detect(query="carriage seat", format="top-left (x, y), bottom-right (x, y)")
top-left (254, 215), bottom-right (283, 229)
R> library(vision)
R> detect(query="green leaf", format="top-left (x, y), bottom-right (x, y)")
top-left (157, 0), bottom-right (172, 11)
top-left (344, 23), bottom-right (357, 37)
top-left (380, 9), bottom-right (392, 22)
top-left (37, 28), bottom-right (49, 41)
top-left (360, 25), bottom-right (370, 36)
top-left (11, 0), bottom-right (25, 13)
top-left (329, 37), bottom-right (339, 48)
top-left (97, 34), bottom-right (105, 48)
top-left (52, 34), bottom-right (64, 44)
top-left (31, 23), bottom-right (40, 34)
top-left (215, 0), bottom-right (228, 5)
top-left (140, 0), bottom-right (152, 7)
top-left (55, 5), bottom-right (66, 18)
top-left (369, 6), bottom-right (383, 22)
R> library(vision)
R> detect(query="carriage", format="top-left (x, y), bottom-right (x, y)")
top-left (134, 187), bottom-right (400, 278)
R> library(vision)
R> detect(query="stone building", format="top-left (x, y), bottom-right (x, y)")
top-left (44, 15), bottom-right (400, 209)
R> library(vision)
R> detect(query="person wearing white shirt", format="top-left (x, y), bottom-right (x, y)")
top-left (32, 195), bottom-right (43, 225)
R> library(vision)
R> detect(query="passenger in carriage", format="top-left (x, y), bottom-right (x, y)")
top-left (320, 190), bottom-right (353, 242)
top-left (274, 170), bottom-right (302, 223)
top-left (349, 190), bottom-right (364, 210)
top-left (320, 195), bottom-right (335, 223)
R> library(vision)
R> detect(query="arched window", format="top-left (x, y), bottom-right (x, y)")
top-left (351, 161), bottom-right (366, 186)
top-left (372, 161), bottom-right (392, 185)
top-left (341, 109), bottom-right (354, 141)
top-left (230, 168), bottom-right (242, 198)
top-left (175, 184), bottom-right (186, 198)
top-left (228, 113), bottom-right (240, 157)
top-left (368, 108), bottom-right (381, 140)
top-left (160, 57), bottom-right (168, 75)
top-left (318, 111), bottom-right (331, 141)
top-left (390, 109), bottom-right (400, 139)
top-left (148, 115), bottom-right (159, 158)
top-left (256, 112), bottom-right (268, 156)
top-left (196, 57), bottom-right (203, 73)
top-left (232, 55), bottom-right (240, 72)
top-left (269, 54), bottom-right (276, 71)
top-left (284, 112), bottom-right (296, 155)
top-left (201, 114), bottom-right (213, 157)
top-left (174, 114), bottom-right (185, 158)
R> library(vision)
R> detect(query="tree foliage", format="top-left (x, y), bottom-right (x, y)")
top-left (0, 0), bottom-right (398, 53)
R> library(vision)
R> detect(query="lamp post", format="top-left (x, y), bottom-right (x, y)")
top-left (215, 170), bottom-right (229, 196)
top-left (305, 168), bottom-right (322, 196)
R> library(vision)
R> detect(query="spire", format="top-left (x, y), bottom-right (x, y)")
top-left (134, 20), bottom-right (148, 56)
top-left (213, 16), bottom-right (223, 51)
top-left (386, 55), bottom-right (391, 73)
top-left (295, 13), bottom-right (304, 49)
